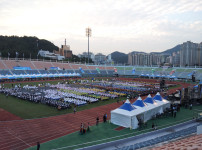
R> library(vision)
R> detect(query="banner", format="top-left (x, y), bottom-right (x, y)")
top-left (13, 66), bottom-right (31, 70)
top-left (50, 67), bottom-right (61, 70)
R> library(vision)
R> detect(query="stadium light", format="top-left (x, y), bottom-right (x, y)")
top-left (86, 27), bottom-right (92, 64)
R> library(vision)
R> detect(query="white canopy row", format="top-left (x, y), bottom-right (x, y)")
top-left (111, 93), bottom-right (170, 129)
top-left (0, 73), bottom-right (81, 79)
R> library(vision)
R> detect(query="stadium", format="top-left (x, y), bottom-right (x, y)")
top-left (0, 58), bottom-right (202, 150)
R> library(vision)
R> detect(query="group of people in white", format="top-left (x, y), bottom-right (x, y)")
top-left (0, 72), bottom-right (81, 80)
top-left (0, 82), bottom-right (125, 107)
top-left (88, 81), bottom-right (154, 91)
top-left (51, 84), bottom-right (118, 99)
top-left (43, 89), bottom-right (98, 106)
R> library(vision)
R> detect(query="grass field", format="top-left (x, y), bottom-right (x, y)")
top-left (0, 93), bottom-right (126, 119)
top-left (0, 79), bottom-right (181, 119)
top-left (0, 79), bottom-right (196, 149)
top-left (27, 105), bottom-right (202, 150)
top-left (1, 79), bottom-right (68, 88)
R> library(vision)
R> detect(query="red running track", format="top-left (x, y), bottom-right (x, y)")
top-left (0, 80), bottom-right (192, 150)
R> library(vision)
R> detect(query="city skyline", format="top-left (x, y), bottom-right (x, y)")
top-left (0, 0), bottom-right (202, 55)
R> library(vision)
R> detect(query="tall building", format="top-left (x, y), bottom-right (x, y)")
top-left (78, 52), bottom-right (95, 61)
top-left (172, 52), bottom-right (180, 66)
top-left (54, 39), bottom-right (72, 58)
top-left (128, 52), bottom-right (149, 66)
top-left (198, 42), bottom-right (202, 66)
top-left (94, 53), bottom-right (106, 64)
top-left (180, 41), bottom-right (199, 66)
top-left (128, 52), bottom-right (170, 66)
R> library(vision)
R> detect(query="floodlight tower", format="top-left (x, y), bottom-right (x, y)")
top-left (86, 27), bottom-right (92, 64)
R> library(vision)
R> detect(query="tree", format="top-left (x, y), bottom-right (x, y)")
top-left (0, 35), bottom-right (58, 59)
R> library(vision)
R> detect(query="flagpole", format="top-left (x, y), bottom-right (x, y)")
top-left (124, 63), bottom-right (126, 75)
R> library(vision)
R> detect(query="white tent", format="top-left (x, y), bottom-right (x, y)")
top-left (111, 99), bottom-right (139, 129)
top-left (142, 94), bottom-right (161, 122)
top-left (132, 97), bottom-right (148, 122)
top-left (153, 92), bottom-right (170, 110)
top-left (111, 93), bottom-right (170, 129)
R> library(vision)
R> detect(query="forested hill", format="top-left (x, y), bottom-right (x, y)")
top-left (0, 35), bottom-right (58, 59)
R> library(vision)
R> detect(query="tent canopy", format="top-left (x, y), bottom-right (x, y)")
top-left (132, 97), bottom-right (147, 107)
top-left (153, 92), bottom-right (162, 101)
top-left (111, 94), bottom-right (170, 129)
top-left (119, 99), bottom-right (135, 111)
top-left (144, 94), bottom-right (155, 104)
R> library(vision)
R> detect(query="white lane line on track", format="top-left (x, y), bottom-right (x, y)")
top-left (6, 128), bottom-right (32, 147)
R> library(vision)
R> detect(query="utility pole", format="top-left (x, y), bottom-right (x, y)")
top-left (86, 27), bottom-right (92, 64)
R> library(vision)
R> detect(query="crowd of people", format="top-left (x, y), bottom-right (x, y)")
top-left (0, 87), bottom-right (71, 109)
top-left (79, 113), bottom-right (108, 135)
top-left (51, 84), bottom-right (119, 99)
top-left (0, 81), bottom-right (129, 109)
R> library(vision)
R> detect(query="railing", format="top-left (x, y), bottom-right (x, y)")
top-left (0, 57), bottom-right (202, 68)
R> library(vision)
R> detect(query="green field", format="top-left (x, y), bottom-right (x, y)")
top-left (0, 93), bottom-right (126, 119)
top-left (0, 79), bottom-right (126, 119)
top-left (0, 79), bottom-right (181, 119)
top-left (0, 80), bottom-right (200, 150)
top-left (27, 105), bottom-right (202, 150)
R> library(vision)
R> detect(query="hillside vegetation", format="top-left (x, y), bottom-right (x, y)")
top-left (0, 35), bottom-right (58, 59)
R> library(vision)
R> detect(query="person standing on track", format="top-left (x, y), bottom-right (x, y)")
top-left (103, 113), bottom-right (107, 123)
top-left (74, 106), bottom-right (76, 114)
top-left (96, 116), bottom-right (99, 125)
top-left (37, 142), bottom-right (40, 150)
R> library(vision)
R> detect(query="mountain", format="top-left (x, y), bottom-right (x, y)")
top-left (161, 44), bottom-right (181, 55)
top-left (111, 44), bottom-right (182, 64)
top-left (111, 51), bottom-right (128, 64)
top-left (0, 35), bottom-right (58, 59)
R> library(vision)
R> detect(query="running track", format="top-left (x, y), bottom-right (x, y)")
top-left (0, 80), bottom-right (192, 150)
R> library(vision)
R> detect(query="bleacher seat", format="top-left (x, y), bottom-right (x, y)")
top-left (115, 125), bottom-right (198, 150)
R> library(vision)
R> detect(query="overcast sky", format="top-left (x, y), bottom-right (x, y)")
top-left (1, 0), bottom-right (202, 55)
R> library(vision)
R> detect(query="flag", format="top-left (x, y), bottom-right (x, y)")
top-left (96, 68), bottom-right (100, 74)
top-left (152, 68), bottom-right (155, 74)
top-left (8, 52), bottom-right (10, 56)
top-left (79, 67), bottom-right (85, 73)
top-left (132, 68), bottom-right (135, 74)
top-left (169, 69), bottom-right (175, 75)
top-left (114, 68), bottom-right (117, 73)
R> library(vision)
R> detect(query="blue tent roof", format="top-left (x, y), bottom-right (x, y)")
top-left (144, 94), bottom-right (155, 104)
top-left (119, 99), bottom-right (135, 111)
top-left (153, 92), bottom-right (162, 101)
top-left (194, 85), bottom-right (198, 88)
top-left (132, 97), bottom-right (146, 107)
